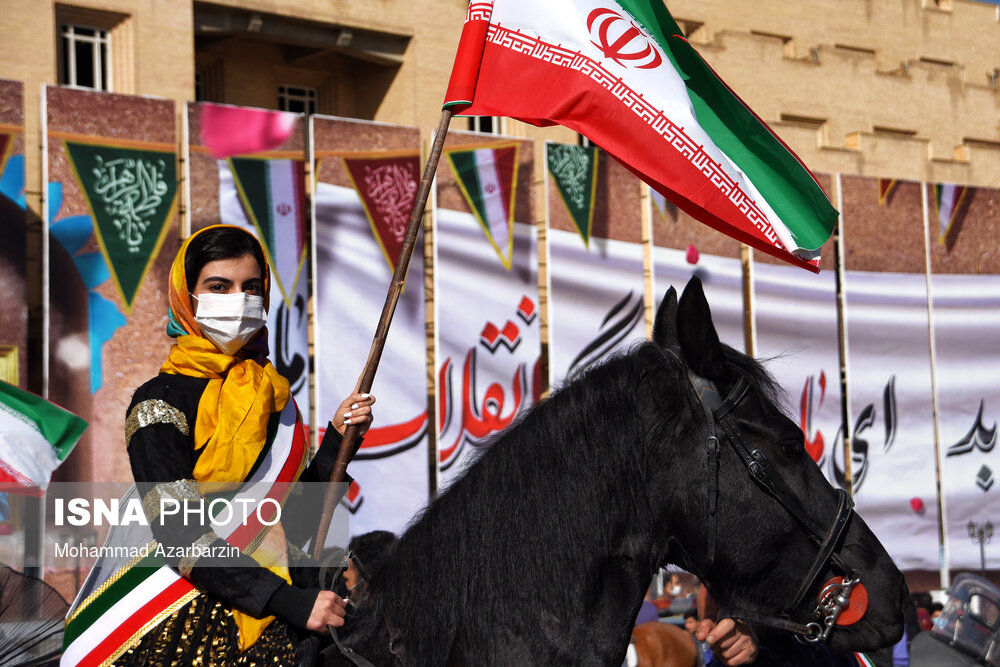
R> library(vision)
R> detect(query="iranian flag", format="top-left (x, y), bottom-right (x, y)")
top-left (0, 381), bottom-right (87, 491)
top-left (444, 0), bottom-right (837, 271)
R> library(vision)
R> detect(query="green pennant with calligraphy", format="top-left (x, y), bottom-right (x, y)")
top-left (64, 141), bottom-right (177, 314)
top-left (547, 142), bottom-right (598, 247)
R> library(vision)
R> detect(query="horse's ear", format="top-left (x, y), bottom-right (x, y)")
top-left (652, 287), bottom-right (679, 349)
top-left (677, 276), bottom-right (727, 381)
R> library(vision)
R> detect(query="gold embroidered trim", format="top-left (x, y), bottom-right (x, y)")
top-left (142, 480), bottom-right (200, 524)
top-left (125, 399), bottom-right (189, 448)
top-left (178, 532), bottom-right (218, 577)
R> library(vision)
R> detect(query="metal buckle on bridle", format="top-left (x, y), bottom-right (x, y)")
top-left (801, 575), bottom-right (861, 643)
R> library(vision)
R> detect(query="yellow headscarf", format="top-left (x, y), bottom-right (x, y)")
top-left (160, 224), bottom-right (292, 648)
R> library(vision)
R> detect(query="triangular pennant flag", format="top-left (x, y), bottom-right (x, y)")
top-left (0, 380), bottom-right (87, 491)
top-left (934, 183), bottom-right (968, 243)
top-left (228, 157), bottom-right (307, 306)
top-left (64, 141), bottom-right (177, 313)
top-left (342, 151), bottom-right (422, 272)
top-left (877, 178), bottom-right (897, 206)
top-left (446, 143), bottom-right (519, 269)
top-left (547, 142), bottom-right (598, 247)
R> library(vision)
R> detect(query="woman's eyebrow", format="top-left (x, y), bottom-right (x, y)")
top-left (200, 276), bottom-right (233, 285)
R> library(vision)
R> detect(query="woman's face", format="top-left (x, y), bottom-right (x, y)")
top-left (190, 253), bottom-right (263, 311)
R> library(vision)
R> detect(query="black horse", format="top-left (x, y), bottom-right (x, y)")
top-left (336, 277), bottom-right (906, 666)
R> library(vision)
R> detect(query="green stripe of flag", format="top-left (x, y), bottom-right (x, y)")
top-left (0, 380), bottom-right (87, 462)
top-left (229, 158), bottom-right (275, 251)
top-left (616, 0), bottom-right (837, 250)
top-left (64, 552), bottom-right (165, 646)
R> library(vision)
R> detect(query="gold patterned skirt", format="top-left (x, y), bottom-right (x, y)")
top-left (112, 595), bottom-right (297, 667)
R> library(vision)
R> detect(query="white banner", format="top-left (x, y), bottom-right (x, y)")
top-left (547, 228), bottom-right (645, 388)
top-left (933, 274), bottom-right (1000, 571)
top-left (753, 263), bottom-right (843, 486)
top-left (652, 246), bottom-right (745, 353)
top-left (218, 162), bottom-right (310, 423)
top-left (843, 270), bottom-right (939, 571)
top-left (434, 209), bottom-right (540, 486)
top-left (314, 182), bottom-right (429, 538)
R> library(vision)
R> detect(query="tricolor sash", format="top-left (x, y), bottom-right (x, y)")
top-left (61, 398), bottom-right (308, 667)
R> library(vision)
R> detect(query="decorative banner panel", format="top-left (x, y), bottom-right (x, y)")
top-left (753, 174), bottom-right (840, 484)
top-left (46, 87), bottom-right (178, 485)
top-left (188, 102), bottom-right (311, 432)
top-left (753, 264), bottom-right (842, 482)
top-left (841, 176), bottom-right (939, 571)
top-left (547, 143), bottom-right (644, 386)
top-left (436, 132), bottom-right (540, 485)
top-left (312, 117), bottom-right (428, 540)
top-left (930, 185), bottom-right (1000, 571)
top-left (651, 184), bottom-right (744, 353)
top-left (0, 79), bottom-right (26, 389)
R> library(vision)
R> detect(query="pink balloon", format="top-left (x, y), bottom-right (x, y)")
top-left (685, 244), bottom-right (699, 264)
top-left (910, 497), bottom-right (925, 514)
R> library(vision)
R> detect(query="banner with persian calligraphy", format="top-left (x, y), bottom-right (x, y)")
top-left (840, 176), bottom-right (939, 571)
top-left (64, 141), bottom-right (177, 313)
top-left (46, 87), bottom-right (179, 485)
top-left (930, 185), bottom-right (1000, 572)
top-left (342, 151), bottom-right (421, 273)
top-left (436, 133), bottom-right (540, 485)
top-left (547, 146), bottom-right (644, 387)
top-left (0, 78), bottom-right (26, 389)
top-left (312, 116), bottom-right (428, 540)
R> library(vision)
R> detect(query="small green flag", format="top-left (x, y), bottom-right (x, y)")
top-left (547, 142), bottom-right (598, 247)
top-left (64, 141), bottom-right (177, 312)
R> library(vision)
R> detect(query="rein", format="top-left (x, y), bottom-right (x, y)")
top-left (324, 550), bottom-right (405, 667)
top-left (684, 362), bottom-right (862, 644)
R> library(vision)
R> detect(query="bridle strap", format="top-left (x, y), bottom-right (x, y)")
top-left (688, 370), bottom-right (723, 571)
top-left (686, 369), bottom-right (860, 642)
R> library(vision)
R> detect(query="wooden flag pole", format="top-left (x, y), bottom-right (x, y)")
top-left (312, 109), bottom-right (454, 559)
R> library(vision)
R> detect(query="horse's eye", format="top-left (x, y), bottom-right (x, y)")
top-left (780, 436), bottom-right (804, 458)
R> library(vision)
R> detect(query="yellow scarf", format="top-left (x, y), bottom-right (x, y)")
top-left (161, 224), bottom-right (294, 649)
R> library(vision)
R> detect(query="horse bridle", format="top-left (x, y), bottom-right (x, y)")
top-left (686, 365), bottom-right (862, 643)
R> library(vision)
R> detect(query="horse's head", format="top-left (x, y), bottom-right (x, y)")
top-left (649, 277), bottom-right (905, 654)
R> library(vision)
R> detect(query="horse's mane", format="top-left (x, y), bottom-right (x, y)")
top-left (346, 340), bottom-right (787, 662)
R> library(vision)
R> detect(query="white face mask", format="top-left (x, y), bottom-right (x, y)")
top-left (191, 292), bottom-right (266, 355)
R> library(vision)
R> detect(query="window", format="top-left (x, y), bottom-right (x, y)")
top-left (278, 85), bottom-right (317, 115)
top-left (55, 5), bottom-right (131, 93)
top-left (60, 24), bottom-right (111, 90)
top-left (467, 116), bottom-right (504, 134)
top-left (195, 72), bottom-right (204, 102)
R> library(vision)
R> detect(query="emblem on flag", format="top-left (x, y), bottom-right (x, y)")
top-left (446, 142), bottom-right (519, 269)
top-left (933, 182), bottom-right (968, 243)
top-left (342, 151), bottom-right (421, 273)
top-left (228, 157), bottom-right (307, 307)
top-left (64, 141), bottom-right (177, 313)
top-left (547, 142), bottom-right (598, 248)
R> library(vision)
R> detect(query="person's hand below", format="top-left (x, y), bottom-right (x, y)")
top-left (307, 589), bottom-right (348, 631)
top-left (332, 392), bottom-right (376, 436)
top-left (695, 617), bottom-right (758, 666)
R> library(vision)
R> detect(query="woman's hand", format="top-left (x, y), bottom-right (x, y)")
top-left (332, 392), bottom-right (376, 436)
top-left (306, 590), bottom-right (348, 631)
top-left (695, 617), bottom-right (758, 666)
